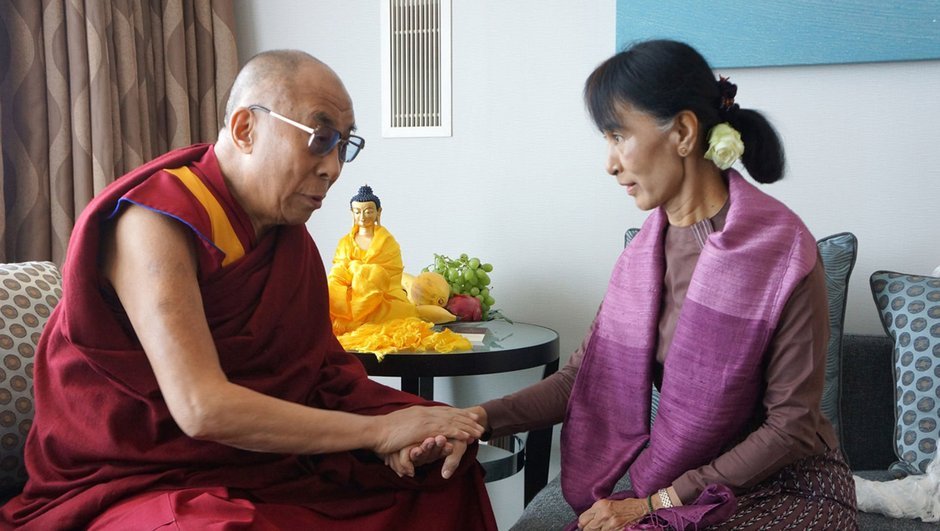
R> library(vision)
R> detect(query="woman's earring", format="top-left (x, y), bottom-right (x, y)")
top-left (678, 146), bottom-right (689, 157)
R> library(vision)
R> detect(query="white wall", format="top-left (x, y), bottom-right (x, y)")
top-left (235, 0), bottom-right (939, 524)
top-left (235, 0), bottom-right (940, 340)
top-left (235, 0), bottom-right (626, 410)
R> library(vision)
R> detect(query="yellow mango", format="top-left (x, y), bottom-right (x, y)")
top-left (406, 271), bottom-right (450, 307)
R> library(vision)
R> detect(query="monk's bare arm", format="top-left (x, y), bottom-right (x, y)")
top-left (102, 205), bottom-right (481, 455)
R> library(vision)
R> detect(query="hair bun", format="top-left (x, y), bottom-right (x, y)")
top-left (717, 76), bottom-right (739, 117)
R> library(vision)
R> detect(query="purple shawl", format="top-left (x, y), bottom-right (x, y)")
top-left (561, 171), bottom-right (817, 515)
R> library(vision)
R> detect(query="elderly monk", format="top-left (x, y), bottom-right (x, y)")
top-left (0, 50), bottom-right (496, 530)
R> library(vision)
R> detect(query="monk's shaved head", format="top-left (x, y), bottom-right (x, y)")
top-left (223, 50), bottom-right (337, 124)
top-left (213, 49), bottom-right (356, 232)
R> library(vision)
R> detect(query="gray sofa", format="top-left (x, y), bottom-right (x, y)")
top-left (512, 333), bottom-right (938, 530)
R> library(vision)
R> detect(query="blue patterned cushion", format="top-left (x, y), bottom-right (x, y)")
top-left (870, 271), bottom-right (940, 475)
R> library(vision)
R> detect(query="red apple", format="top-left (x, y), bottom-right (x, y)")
top-left (446, 294), bottom-right (483, 321)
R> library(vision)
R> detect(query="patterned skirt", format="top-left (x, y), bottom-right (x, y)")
top-left (708, 447), bottom-right (858, 530)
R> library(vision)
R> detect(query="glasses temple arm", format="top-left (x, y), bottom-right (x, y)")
top-left (268, 109), bottom-right (316, 135)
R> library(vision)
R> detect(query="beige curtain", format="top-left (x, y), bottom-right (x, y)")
top-left (0, 0), bottom-right (238, 264)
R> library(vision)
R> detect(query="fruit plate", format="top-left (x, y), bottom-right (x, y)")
top-left (440, 323), bottom-right (490, 345)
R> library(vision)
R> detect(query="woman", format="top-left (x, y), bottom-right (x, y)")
top-left (328, 185), bottom-right (419, 335)
top-left (472, 40), bottom-right (858, 530)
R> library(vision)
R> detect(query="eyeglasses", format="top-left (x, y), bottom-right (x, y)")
top-left (247, 104), bottom-right (365, 163)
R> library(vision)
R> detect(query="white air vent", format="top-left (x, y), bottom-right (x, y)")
top-left (380, 0), bottom-right (452, 137)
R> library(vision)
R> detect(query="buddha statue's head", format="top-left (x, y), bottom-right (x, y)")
top-left (350, 185), bottom-right (381, 229)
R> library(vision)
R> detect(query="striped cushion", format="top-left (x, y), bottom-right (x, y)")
top-left (817, 232), bottom-right (858, 444)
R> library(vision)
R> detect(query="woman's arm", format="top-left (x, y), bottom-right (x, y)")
top-left (103, 205), bottom-right (482, 456)
top-left (475, 311), bottom-right (597, 437)
top-left (670, 259), bottom-right (834, 502)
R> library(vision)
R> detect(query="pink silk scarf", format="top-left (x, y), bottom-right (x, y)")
top-left (561, 171), bottom-right (818, 516)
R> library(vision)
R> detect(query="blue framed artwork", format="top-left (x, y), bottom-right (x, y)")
top-left (616, 0), bottom-right (940, 68)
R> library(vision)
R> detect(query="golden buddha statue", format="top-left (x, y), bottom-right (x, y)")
top-left (327, 185), bottom-right (418, 335)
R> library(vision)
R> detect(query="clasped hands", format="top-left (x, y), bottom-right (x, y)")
top-left (373, 405), bottom-right (483, 480)
top-left (382, 434), bottom-right (468, 479)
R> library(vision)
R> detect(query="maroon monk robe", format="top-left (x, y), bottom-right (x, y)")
top-left (0, 144), bottom-right (496, 530)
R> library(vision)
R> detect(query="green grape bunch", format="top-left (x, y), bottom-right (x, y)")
top-left (423, 253), bottom-right (496, 318)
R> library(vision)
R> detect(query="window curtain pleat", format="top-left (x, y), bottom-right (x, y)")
top-left (0, 0), bottom-right (238, 264)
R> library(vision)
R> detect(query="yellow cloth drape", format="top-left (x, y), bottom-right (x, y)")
top-left (338, 318), bottom-right (471, 361)
top-left (328, 225), bottom-right (418, 335)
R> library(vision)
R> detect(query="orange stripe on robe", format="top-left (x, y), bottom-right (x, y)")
top-left (0, 144), bottom-right (496, 531)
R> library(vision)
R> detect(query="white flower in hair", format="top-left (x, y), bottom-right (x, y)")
top-left (704, 122), bottom-right (744, 170)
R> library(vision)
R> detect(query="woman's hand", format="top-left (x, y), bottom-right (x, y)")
top-left (577, 497), bottom-right (648, 530)
top-left (438, 438), bottom-right (468, 479)
top-left (372, 405), bottom-right (482, 456)
top-left (382, 435), bottom-right (452, 477)
top-left (405, 437), bottom-right (469, 479)
top-left (463, 405), bottom-right (489, 434)
top-left (380, 435), bottom-right (470, 479)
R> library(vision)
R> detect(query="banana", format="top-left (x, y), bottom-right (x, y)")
top-left (415, 304), bottom-right (457, 324)
top-left (401, 272), bottom-right (415, 294)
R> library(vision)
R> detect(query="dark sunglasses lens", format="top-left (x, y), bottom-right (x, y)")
top-left (307, 128), bottom-right (341, 156)
top-left (343, 137), bottom-right (364, 162)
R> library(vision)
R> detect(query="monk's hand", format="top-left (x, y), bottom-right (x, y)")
top-left (373, 405), bottom-right (482, 456)
top-left (578, 497), bottom-right (648, 531)
top-left (382, 447), bottom-right (413, 477)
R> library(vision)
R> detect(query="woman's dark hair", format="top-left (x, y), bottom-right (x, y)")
top-left (584, 39), bottom-right (785, 184)
top-left (350, 185), bottom-right (381, 209)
